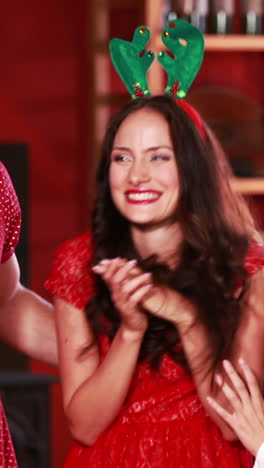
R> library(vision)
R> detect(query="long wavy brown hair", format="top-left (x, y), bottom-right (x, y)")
top-left (86, 95), bottom-right (257, 372)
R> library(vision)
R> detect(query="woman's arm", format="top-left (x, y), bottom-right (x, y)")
top-left (231, 268), bottom-right (264, 385)
top-left (141, 269), bottom-right (264, 440)
top-left (0, 254), bottom-right (58, 366)
top-left (55, 299), bottom-right (145, 446)
top-left (147, 289), bottom-right (238, 439)
top-left (174, 311), bottom-right (239, 440)
top-left (55, 260), bottom-right (152, 445)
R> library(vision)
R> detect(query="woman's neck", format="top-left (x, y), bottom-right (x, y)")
top-left (131, 222), bottom-right (183, 266)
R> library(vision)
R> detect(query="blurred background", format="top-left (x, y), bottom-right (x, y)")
top-left (0, 1), bottom-right (263, 467)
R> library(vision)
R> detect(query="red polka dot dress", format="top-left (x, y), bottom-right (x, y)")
top-left (0, 162), bottom-right (21, 263)
top-left (45, 232), bottom-right (264, 468)
top-left (0, 162), bottom-right (21, 468)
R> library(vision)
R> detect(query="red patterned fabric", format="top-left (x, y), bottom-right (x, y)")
top-left (0, 162), bottom-right (21, 467)
top-left (45, 232), bottom-right (264, 467)
top-left (0, 405), bottom-right (18, 468)
top-left (0, 162), bottom-right (21, 264)
top-left (44, 232), bottom-right (94, 309)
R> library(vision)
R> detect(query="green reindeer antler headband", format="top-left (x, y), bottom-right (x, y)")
top-left (109, 25), bottom-right (154, 99)
top-left (109, 19), bottom-right (204, 100)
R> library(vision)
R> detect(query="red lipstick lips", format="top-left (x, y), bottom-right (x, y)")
top-left (125, 189), bottom-right (161, 204)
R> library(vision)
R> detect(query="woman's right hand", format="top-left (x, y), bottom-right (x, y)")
top-left (92, 258), bottom-right (152, 335)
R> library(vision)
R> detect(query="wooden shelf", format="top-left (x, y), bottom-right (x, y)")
top-left (152, 35), bottom-right (264, 52)
top-left (96, 35), bottom-right (264, 55)
top-left (205, 35), bottom-right (264, 51)
top-left (231, 178), bottom-right (264, 195)
top-left (145, 1), bottom-right (264, 197)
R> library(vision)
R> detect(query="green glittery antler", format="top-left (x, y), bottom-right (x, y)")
top-left (109, 26), bottom-right (155, 99)
top-left (158, 19), bottom-right (204, 99)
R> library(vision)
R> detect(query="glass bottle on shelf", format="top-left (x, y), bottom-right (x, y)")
top-left (210, 0), bottom-right (235, 33)
top-left (161, 0), bottom-right (172, 27)
top-left (191, 0), bottom-right (209, 32)
top-left (169, 0), bottom-right (194, 22)
top-left (241, 0), bottom-right (263, 34)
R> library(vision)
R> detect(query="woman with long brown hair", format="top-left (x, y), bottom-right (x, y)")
top-left (46, 95), bottom-right (264, 467)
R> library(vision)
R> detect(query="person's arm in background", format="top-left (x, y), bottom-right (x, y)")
top-left (0, 161), bottom-right (57, 366)
top-left (0, 253), bottom-right (57, 366)
top-left (207, 359), bottom-right (264, 468)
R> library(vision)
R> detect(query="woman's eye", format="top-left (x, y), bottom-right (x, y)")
top-left (112, 155), bottom-right (131, 162)
top-left (150, 155), bottom-right (170, 162)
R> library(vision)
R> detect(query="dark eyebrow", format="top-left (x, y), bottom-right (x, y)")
top-left (145, 146), bottom-right (173, 152)
top-left (112, 145), bottom-right (173, 152)
top-left (111, 146), bottom-right (130, 151)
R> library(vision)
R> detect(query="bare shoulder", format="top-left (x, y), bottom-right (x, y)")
top-left (242, 267), bottom-right (264, 320)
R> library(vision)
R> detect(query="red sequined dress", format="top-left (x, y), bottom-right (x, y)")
top-left (0, 162), bottom-right (21, 468)
top-left (45, 231), bottom-right (264, 468)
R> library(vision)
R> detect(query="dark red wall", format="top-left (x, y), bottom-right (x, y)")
top-left (0, 2), bottom-right (92, 466)
top-left (0, 3), bottom-right (145, 466)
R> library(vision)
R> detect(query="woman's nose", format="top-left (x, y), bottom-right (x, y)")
top-left (128, 162), bottom-right (151, 185)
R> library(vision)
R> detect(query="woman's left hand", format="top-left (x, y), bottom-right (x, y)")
top-left (141, 285), bottom-right (195, 327)
top-left (93, 258), bottom-right (195, 327)
top-left (207, 359), bottom-right (264, 456)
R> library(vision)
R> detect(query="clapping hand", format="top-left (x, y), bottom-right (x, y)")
top-left (92, 258), bottom-right (152, 335)
top-left (93, 258), bottom-right (195, 329)
top-left (207, 359), bottom-right (264, 456)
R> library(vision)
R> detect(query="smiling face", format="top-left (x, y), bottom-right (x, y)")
top-left (109, 108), bottom-right (180, 229)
